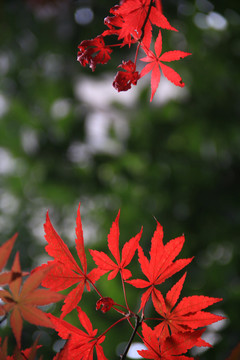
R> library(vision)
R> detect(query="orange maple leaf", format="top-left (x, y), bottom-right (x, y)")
top-left (0, 253), bottom-right (64, 348)
top-left (0, 234), bottom-right (18, 286)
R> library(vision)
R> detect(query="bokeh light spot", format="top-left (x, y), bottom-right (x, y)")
top-left (74, 7), bottom-right (94, 26)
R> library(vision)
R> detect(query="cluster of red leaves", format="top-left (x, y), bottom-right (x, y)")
top-left (77, 0), bottom-right (191, 101)
top-left (0, 204), bottom-right (225, 359)
top-left (0, 337), bottom-right (41, 360)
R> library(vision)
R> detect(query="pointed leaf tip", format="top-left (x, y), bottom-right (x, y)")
top-left (0, 233), bottom-right (18, 271)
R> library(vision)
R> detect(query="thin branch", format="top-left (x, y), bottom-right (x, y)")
top-left (0, 313), bottom-right (7, 324)
top-left (120, 315), bottom-right (140, 360)
top-left (98, 316), bottom-right (128, 342)
top-left (139, 0), bottom-right (154, 42)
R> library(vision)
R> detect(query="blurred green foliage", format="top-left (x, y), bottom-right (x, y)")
top-left (0, 0), bottom-right (239, 359)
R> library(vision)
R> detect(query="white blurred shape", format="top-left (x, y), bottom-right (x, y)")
top-left (207, 310), bottom-right (229, 331)
top-left (0, 192), bottom-right (19, 215)
top-left (0, 54), bottom-right (10, 74)
top-left (75, 74), bottom-right (188, 108)
top-left (51, 98), bottom-right (71, 119)
top-left (75, 75), bottom-right (138, 107)
top-left (21, 128), bottom-right (39, 155)
top-left (194, 13), bottom-right (209, 29)
top-left (191, 331), bottom-right (222, 356)
top-left (128, 342), bottom-right (147, 359)
top-left (75, 7), bottom-right (94, 25)
top-left (67, 142), bottom-right (91, 164)
top-left (0, 148), bottom-right (15, 174)
top-left (86, 112), bottom-right (123, 155)
top-left (53, 339), bottom-right (66, 352)
top-left (207, 11), bottom-right (228, 30)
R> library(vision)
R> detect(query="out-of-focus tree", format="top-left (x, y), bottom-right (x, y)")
top-left (0, 0), bottom-right (239, 358)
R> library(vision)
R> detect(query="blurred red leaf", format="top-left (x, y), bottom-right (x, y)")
top-left (0, 255), bottom-right (64, 348)
top-left (0, 234), bottom-right (17, 286)
top-left (77, 36), bottom-right (112, 72)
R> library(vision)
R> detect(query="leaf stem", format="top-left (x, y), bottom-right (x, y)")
top-left (127, 314), bottom-right (145, 343)
top-left (134, 43), bottom-right (141, 66)
top-left (97, 316), bottom-right (127, 342)
top-left (120, 271), bottom-right (130, 311)
top-left (88, 279), bottom-right (103, 298)
top-left (120, 315), bottom-right (140, 360)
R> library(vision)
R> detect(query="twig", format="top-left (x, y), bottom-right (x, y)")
top-left (120, 315), bottom-right (141, 360)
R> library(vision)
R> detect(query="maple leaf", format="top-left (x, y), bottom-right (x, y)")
top-left (116, 0), bottom-right (177, 44)
top-left (77, 35), bottom-right (112, 72)
top-left (0, 337), bottom-right (7, 360)
top-left (0, 253), bottom-right (64, 348)
top-left (89, 210), bottom-right (142, 281)
top-left (3, 337), bottom-right (42, 360)
top-left (138, 322), bottom-right (205, 359)
top-left (0, 234), bottom-right (17, 286)
top-left (153, 272), bottom-right (225, 340)
top-left (49, 307), bottom-right (108, 360)
top-left (40, 203), bottom-right (103, 319)
top-left (155, 0), bottom-right (162, 13)
top-left (102, 6), bottom-right (134, 47)
top-left (140, 30), bottom-right (191, 101)
top-left (113, 60), bottom-right (140, 92)
top-left (127, 221), bottom-right (193, 311)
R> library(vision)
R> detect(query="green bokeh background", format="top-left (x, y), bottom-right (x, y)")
top-left (0, 0), bottom-right (239, 358)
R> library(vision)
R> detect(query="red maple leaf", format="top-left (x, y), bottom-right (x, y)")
top-left (127, 221), bottom-right (193, 311)
top-left (40, 204), bottom-right (103, 319)
top-left (49, 307), bottom-right (108, 360)
top-left (102, 6), bottom-right (134, 47)
top-left (152, 272), bottom-right (225, 340)
top-left (0, 337), bottom-right (41, 360)
top-left (89, 210), bottom-right (142, 281)
top-left (1, 337), bottom-right (42, 360)
top-left (0, 234), bottom-right (17, 286)
top-left (116, 0), bottom-right (177, 44)
top-left (77, 35), bottom-right (112, 72)
top-left (140, 30), bottom-right (191, 101)
top-left (0, 254), bottom-right (64, 348)
top-left (138, 322), bottom-right (205, 359)
top-left (0, 337), bottom-right (8, 360)
top-left (113, 60), bottom-right (140, 92)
